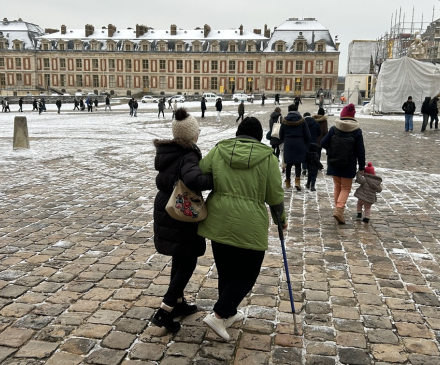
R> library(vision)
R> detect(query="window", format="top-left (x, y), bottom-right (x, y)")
top-left (16, 74), bottom-right (22, 85)
top-left (316, 60), bottom-right (323, 71)
top-left (193, 44), bottom-right (200, 52)
top-left (296, 61), bottom-right (303, 71)
top-left (0, 58), bottom-right (4, 67)
top-left (229, 44), bottom-right (236, 52)
top-left (76, 59), bottom-right (82, 69)
top-left (93, 75), bottom-right (99, 87)
top-left (125, 44), bottom-right (131, 51)
top-left (108, 43), bottom-right (114, 51)
top-left (176, 44), bottom-right (183, 52)
top-left (109, 75), bottom-right (115, 88)
top-left (142, 59), bottom-right (149, 70)
top-left (317, 44), bottom-right (324, 52)
top-left (75, 43), bottom-right (82, 51)
top-left (276, 60), bottom-right (283, 71)
top-left (295, 78), bottom-right (302, 91)
top-left (159, 76), bottom-right (166, 89)
top-left (176, 60), bottom-right (183, 70)
top-left (247, 45), bottom-right (253, 52)
top-left (277, 44), bottom-right (284, 52)
top-left (275, 78), bottom-right (282, 91)
top-left (108, 59), bottom-right (115, 69)
top-left (60, 74), bottom-right (66, 87)
top-left (142, 44), bottom-right (148, 51)
top-left (43, 44), bottom-right (49, 51)
top-left (126, 75), bottom-right (132, 88)
top-left (15, 58), bottom-right (22, 68)
top-left (211, 60), bottom-right (218, 71)
top-left (125, 59), bottom-right (132, 71)
top-left (297, 43), bottom-right (304, 52)
top-left (0, 43), bottom-right (4, 50)
top-left (194, 77), bottom-right (200, 90)
top-left (159, 60), bottom-right (166, 71)
top-left (315, 78), bottom-right (322, 90)
top-left (177, 76), bottom-right (183, 89)
top-left (59, 43), bottom-right (65, 51)
top-left (76, 75), bottom-right (83, 87)
top-left (159, 43), bottom-right (166, 52)
top-left (142, 76), bottom-right (149, 88)
top-left (211, 44), bottom-right (218, 52)
top-left (60, 58), bottom-right (66, 68)
top-left (246, 61), bottom-right (254, 71)
top-left (194, 60), bottom-right (200, 71)
top-left (14, 43), bottom-right (21, 50)
top-left (211, 77), bottom-right (218, 90)
top-left (43, 58), bottom-right (50, 68)
top-left (91, 59), bottom-right (98, 69)
top-left (229, 60), bottom-right (236, 71)
top-left (0, 74), bottom-right (6, 87)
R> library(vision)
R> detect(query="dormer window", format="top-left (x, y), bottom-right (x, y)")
top-left (211, 41), bottom-right (219, 52)
top-left (107, 41), bottom-right (115, 51)
top-left (277, 44), bottom-right (283, 52)
top-left (175, 41), bottom-right (184, 52)
top-left (0, 43), bottom-right (4, 50)
top-left (13, 40), bottom-right (23, 50)
top-left (59, 43), bottom-right (65, 51)
top-left (74, 41), bottom-right (83, 51)
top-left (43, 44), bottom-right (49, 50)
top-left (296, 42), bottom-right (305, 52)
top-left (275, 41), bottom-right (285, 52)
top-left (193, 41), bottom-right (201, 52)
top-left (229, 44), bottom-right (236, 52)
top-left (158, 41), bottom-right (167, 52)
top-left (315, 42), bottom-right (326, 52)
top-left (90, 41), bottom-right (99, 51)
top-left (125, 43), bottom-right (131, 51)
top-left (246, 41), bottom-right (256, 52)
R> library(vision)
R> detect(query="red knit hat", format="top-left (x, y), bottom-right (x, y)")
top-left (364, 162), bottom-right (375, 175)
top-left (340, 103), bottom-right (356, 118)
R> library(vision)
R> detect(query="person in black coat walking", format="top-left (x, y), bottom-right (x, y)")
top-left (152, 108), bottom-right (213, 333)
top-left (402, 96), bottom-right (416, 132)
top-left (201, 97), bottom-right (207, 118)
top-left (128, 98), bottom-right (134, 116)
top-left (301, 112), bottom-right (321, 175)
top-left (105, 96), bottom-right (111, 111)
top-left (421, 97), bottom-right (431, 132)
top-left (269, 107), bottom-right (282, 158)
top-left (429, 97), bottom-right (439, 129)
top-left (294, 96), bottom-right (302, 109)
top-left (215, 98), bottom-right (222, 121)
top-left (133, 99), bottom-right (138, 117)
top-left (18, 98), bottom-right (23, 112)
top-left (79, 98), bottom-right (85, 111)
top-left (261, 93), bottom-right (266, 106)
top-left (274, 93), bottom-right (280, 105)
top-left (73, 98), bottom-right (79, 110)
top-left (305, 143), bottom-right (324, 191)
top-left (56, 98), bottom-right (62, 114)
top-left (32, 98), bottom-right (38, 111)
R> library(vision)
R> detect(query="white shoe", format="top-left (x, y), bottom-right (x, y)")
top-left (225, 310), bottom-right (244, 328)
top-left (203, 313), bottom-right (230, 341)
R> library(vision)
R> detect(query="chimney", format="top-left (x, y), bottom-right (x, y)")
top-left (85, 24), bottom-right (94, 37)
top-left (264, 24), bottom-right (270, 38)
top-left (45, 28), bottom-right (59, 34)
top-left (170, 24), bottom-right (177, 36)
top-left (239, 24), bottom-right (243, 36)
top-left (136, 24), bottom-right (147, 38)
top-left (108, 24), bottom-right (116, 37)
top-left (203, 24), bottom-right (211, 38)
top-left (61, 25), bottom-right (66, 35)
top-left (335, 42), bottom-right (340, 51)
top-left (253, 29), bottom-right (261, 35)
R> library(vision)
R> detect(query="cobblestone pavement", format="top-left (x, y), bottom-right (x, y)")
top-left (0, 99), bottom-right (439, 364)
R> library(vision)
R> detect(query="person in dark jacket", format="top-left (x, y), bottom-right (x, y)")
top-left (269, 107), bottom-right (282, 158)
top-left (236, 100), bottom-right (245, 122)
top-left (294, 96), bottom-right (302, 109)
top-left (18, 98), bottom-right (23, 112)
top-left (301, 112), bottom-right (321, 175)
top-left (279, 104), bottom-right (311, 190)
top-left (133, 99), bottom-right (138, 117)
top-left (152, 108), bottom-right (213, 333)
top-left (321, 103), bottom-right (366, 224)
top-left (32, 98), bottom-right (38, 111)
top-left (158, 99), bottom-right (165, 118)
top-left (305, 143), bottom-right (324, 191)
top-left (421, 96), bottom-right (431, 132)
top-left (73, 98), bottom-right (79, 110)
top-left (313, 108), bottom-right (328, 155)
top-left (274, 93), bottom-right (280, 105)
top-left (86, 98), bottom-right (93, 112)
top-left (79, 98), bottom-right (85, 111)
top-left (215, 98), bottom-right (222, 122)
top-left (41, 98), bottom-right (46, 111)
top-left (55, 98), bottom-right (62, 114)
top-left (105, 96), bottom-right (111, 111)
top-left (429, 97), bottom-right (439, 129)
top-left (38, 99), bottom-right (43, 115)
top-left (201, 97), bottom-right (207, 118)
top-left (402, 96), bottom-right (416, 132)
top-left (128, 98), bottom-right (134, 116)
top-left (261, 93), bottom-right (266, 106)
top-left (94, 98), bottom-right (98, 111)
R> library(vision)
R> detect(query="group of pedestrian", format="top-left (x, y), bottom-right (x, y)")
top-left (128, 98), bottom-right (139, 117)
top-left (403, 95), bottom-right (439, 132)
top-left (1, 98), bottom-right (11, 112)
top-left (152, 108), bottom-right (286, 340)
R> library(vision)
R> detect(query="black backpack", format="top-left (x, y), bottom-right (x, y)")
top-left (327, 127), bottom-right (355, 167)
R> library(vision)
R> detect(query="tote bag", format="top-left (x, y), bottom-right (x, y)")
top-left (165, 159), bottom-right (207, 222)
top-left (271, 116), bottom-right (281, 139)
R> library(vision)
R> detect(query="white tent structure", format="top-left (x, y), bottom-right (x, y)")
top-left (371, 57), bottom-right (440, 113)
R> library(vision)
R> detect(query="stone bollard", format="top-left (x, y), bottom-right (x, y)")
top-left (13, 116), bottom-right (30, 149)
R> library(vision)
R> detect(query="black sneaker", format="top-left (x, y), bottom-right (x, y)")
top-left (311, 186), bottom-right (316, 191)
top-left (362, 217), bottom-right (370, 223)
top-left (302, 170), bottom-right (307, 176)
top-left (151, 308), bottom-right (181, 332)
top-left (305, 183), bottom-right (310, 189)
top-left (172, 299), bottom-right (198, 318)
top-left (356, 213), bottom-right (362, 220)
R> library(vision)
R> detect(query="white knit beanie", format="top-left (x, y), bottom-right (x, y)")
top-left (172, 108), bottom-right (199, 143)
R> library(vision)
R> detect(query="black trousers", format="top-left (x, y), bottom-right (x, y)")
top-left (212, 241), bottom-right (265, 319)
top-left (430, 115), bottom-right (439, 129)
top-left (307, 172), bottom-right (318, 187)
top-left (286, 163), bottom-right (301, 181)
top-left (272, 145), bottom-right (280, 158)
top-left (158, 110), bottom-right (164, 117)
top-left (201, 110), bottom-right (205, 118)
top-left (163, 254), bottom-right (198, 307)
top-left (236, 113), bottom-right (244, 123)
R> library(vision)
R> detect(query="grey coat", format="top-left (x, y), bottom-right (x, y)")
top-left (354, 171), bottom-right (382, 204)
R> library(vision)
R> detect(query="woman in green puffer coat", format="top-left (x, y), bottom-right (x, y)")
top-left (198, 117), bottom-right (287, 341)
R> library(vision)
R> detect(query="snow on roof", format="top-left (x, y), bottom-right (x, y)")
top-left (0, 19), bottom-right (44, 49)
top-left (276, 18), bottom-right (328, 31)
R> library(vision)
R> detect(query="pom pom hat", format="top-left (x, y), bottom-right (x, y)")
top-left (172, 108), bottom-right (200, 143)
top-left (364, 162), bottom-right (375, 175)
top-left (340, 103), bottom-right (356, 118)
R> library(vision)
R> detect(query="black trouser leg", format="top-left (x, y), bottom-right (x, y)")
top-left (294, 163), bottom-right (301, 178)
top-left (286, 163), bottom-right (293, 181)
top-left (211, 241), bottom-right (265, 319)
top-left (163, 255), bottom-right (198, 307)
top-left (309, 172), bottom-right (318, 187)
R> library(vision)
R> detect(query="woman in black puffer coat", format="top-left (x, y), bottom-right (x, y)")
top-left (269, 107), bottom-right (282, 158)
top-left (152, 108), bottom-right (213, 333)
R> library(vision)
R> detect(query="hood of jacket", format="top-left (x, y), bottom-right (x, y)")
top-left (217, 136), bottom-right (273, 170)
top-left (283, 111), bottom-right (304, 126)
top-left (312, 114), bottom-right (328, 125)
top-left (364, 173), bottom-right (382, 189)
top-left (334, 117), bottom-right (360, 132)
top-left (305, 116), bottom-right (317, 125)
top-left (154, 138), bottom-right (201, 171)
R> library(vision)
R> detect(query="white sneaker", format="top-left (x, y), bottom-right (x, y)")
top-left (225, 310), bottom-right (244, 328)
top-left (203, 313), bottom-right (230, 341)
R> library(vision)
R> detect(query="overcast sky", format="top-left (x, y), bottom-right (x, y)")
top-left (2, 0), bottom-right (438, 75)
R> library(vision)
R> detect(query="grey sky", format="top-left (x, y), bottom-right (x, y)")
top-left (3, 0), bottom-right (438, 75)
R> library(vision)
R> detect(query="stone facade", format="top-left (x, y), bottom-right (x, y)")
top-left (0, 17), bottom-right (339, 97)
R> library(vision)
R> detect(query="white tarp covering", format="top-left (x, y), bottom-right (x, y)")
top-left (371, 57), bottom-right (440, 113)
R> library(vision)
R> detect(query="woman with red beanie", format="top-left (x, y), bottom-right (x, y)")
top-left (320, 103), bottom-right (365, 224)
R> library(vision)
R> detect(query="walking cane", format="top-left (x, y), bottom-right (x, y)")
top-left (271, 208), bottom-right (299, 335)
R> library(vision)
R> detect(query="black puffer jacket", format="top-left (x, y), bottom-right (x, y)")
top-left (154, 139), bottom-right (213, 257)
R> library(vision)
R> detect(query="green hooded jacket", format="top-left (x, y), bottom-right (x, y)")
top-left (198, 136), bottom-right (286, 251)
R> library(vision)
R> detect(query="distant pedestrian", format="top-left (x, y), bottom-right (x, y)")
top-left (302, 112), bottom-right (321, 175)
top-left (172, 100), bottom-right (177, 120)
top-left (56, 98), bottom-right (62, 114)
top-left (133, 99), bottom-right (138, 117)
top-left (274, 93), bottom-right (280, 105)
top-left (312, 108), bottom-right (329, 160)
top-left (105, 96), bottom-right (111, 111)
top-left (168, 98), bottom-right (172, 109)
top-left (354, 162), bottom-right (382, 224)
top-left (201, 97), bottom-right (207, 118)
top-left (38, 99), bottom-right (43, 115)
top-left (18, 98), bottom-right (23, 112)
top-left (261, 93), bottom-right (266, 106)
top-left (269, 107), bottom-right (282, 158)
top-left (94, 98), bottom-right (98, 111)
top-left (305, 143), bottom-right (324, 191)
top-left (73, 98), bottom-right (79, 110)
top-left (87, 98), bottom-right (93, 112)
top-left (318, 93), bottom-right (324, 109)
top-left (294, 96), bottom-right (302, 109)
top-left (249, 94), bottom-right (254, 103)
top-left (80, 99), bottom-right (85, 111)
top-left (421, 97), bottom-right (431, 132)
top-left (158, 99), bottom-right (165, 118)
top-left (429, 97), bottom-right (439, 129)
top-left (0, 99), bottom-right (4, 112)
top-left (128, 98), bottom-right (134, 116)
top-left (32, 98), bottom-right (38, 111)
top-left (401, 96), bottom-right (416, 132)
top-left (4, 99), bottom-right (10, 112)
top-left (236, 100), bottom-right (245, 123)
top-left (41, 98), bottom-right (46, 111)
top-left (215, 98), bottom-right (222, 122)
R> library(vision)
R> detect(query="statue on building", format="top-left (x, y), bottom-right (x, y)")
top-left (407, 32), bottom-right (428, 60)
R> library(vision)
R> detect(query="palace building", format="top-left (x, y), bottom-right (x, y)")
top-left (0, 17), bottom-right (339, 97)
